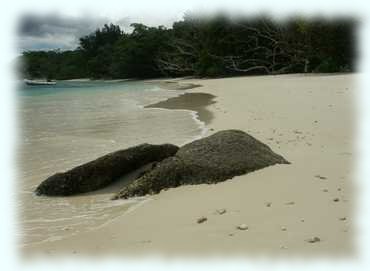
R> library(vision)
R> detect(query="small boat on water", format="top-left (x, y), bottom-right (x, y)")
top-left (24, 79), bottom-right (56, 86)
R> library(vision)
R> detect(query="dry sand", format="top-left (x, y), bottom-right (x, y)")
top-left (23, 73), bottom-right (356, 258)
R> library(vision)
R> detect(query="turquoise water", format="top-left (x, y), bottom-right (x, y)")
top-left (18, 80), bottom-right (205, 248)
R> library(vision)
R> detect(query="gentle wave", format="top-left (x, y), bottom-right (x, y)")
top-left (18, 80), bottom-right (205, 247)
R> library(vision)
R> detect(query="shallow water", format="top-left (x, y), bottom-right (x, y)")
top-left (17, 80), bottom-right (205, 247)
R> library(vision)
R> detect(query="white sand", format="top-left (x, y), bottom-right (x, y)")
top-left (23, 74), bottom-right (356, 258)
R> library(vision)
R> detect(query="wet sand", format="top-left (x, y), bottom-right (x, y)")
top-left (145, 92), bottom-right (216, 124)
top-left (149, 80), bottom-right (202, 91)
top-left (17, 80), bottom-right (205, 250)
top-left (22, 74), bottom-right (355, 258)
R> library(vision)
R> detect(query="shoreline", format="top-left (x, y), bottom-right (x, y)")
top-left (144, 81), bottom-right (216, 145)
top-left (145, 92), bottom-right (216, 125)
top-left (22, 73), bottom-right (355, 257)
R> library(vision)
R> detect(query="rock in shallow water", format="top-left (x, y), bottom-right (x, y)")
top-left (113, 130), bottom-right (290, 199)
top-left (35, 143), bottom-right (179, 196)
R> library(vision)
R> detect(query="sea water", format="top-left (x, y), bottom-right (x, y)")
top-left (17, 80), bottom-right (205, 248)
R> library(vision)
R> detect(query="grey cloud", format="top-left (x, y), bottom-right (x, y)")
top-left (17, 13), bottom-right (177, 52)
top-left (19, 14), bottom-right (108, 38)
top-left (18, 14), bottom-right (116, 51)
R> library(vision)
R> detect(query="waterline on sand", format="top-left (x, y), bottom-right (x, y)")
top-left (18, 80), bottom-right (210, 248)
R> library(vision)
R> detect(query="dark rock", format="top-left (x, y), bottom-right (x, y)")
top-left (113, 130), bottom-right (289, 199)
top-left (35, 143), bottom-right (179, 196)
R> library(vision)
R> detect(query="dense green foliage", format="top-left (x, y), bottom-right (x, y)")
top-left (20, 15), bottom-right (357, 79)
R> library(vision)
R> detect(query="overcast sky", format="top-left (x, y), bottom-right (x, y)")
top-left (17, 12), bottom-right (182, 52)
top-left (16, 0), bottom-right (360, 53)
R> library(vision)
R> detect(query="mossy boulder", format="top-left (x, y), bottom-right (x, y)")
top-left (35, 143), bottom-right (179, 196)
top-left (113, 130), bottom-right (289, 199)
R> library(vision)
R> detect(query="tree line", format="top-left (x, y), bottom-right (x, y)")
top-left (20, 14), bottom-right (357, 80)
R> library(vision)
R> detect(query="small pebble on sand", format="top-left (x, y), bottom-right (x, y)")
top-left (197, 217), bottom-right (207, 224)
top-left (237, 224), bottom-right (248, 231)
top-left (216, 209), bottom-right (226, 215)
top-left (265, 202), bottom-right (272, 207)
top-left (306, 237), bottom-right (321, 243)
top-left (333, 198), bottom-right (340, 202)
top-left (281, 226), bottom-right (287, 231)
top-left (322, 189), bottom-right (328, 192)
top-left (339, 217), bottom-right (347, 221)
top-left (285, 201), bottom-right (295, 205)
top-left (315, 175), bottom-right (327, 180)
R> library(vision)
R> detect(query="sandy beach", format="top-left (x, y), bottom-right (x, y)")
top-left (22, 73), bottom-right (355, 258)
